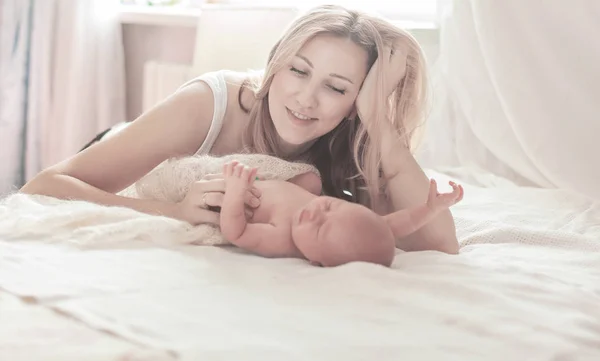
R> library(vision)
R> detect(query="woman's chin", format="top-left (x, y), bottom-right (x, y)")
top-left (280, 135), bottom-right (307, 146)
top-left (273, 118), bottom-right (315, 145)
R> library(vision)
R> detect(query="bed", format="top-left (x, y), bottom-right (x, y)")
top-left (1, 168), bottom-right (599, 361)
top-left (2, 0), bottom-right (600, 360)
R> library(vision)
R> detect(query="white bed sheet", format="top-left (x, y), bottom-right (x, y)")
top-left (0, 292), bottom-right (174, 361)
top-left (1, 169), bottom-right (599, 360)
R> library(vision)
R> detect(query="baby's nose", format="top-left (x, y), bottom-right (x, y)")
top-left (298, 208), bottom-right (314, 223)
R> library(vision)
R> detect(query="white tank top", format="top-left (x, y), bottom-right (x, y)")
top-left (103, 71), bottom-right (229, 156)
top-left (178, 70), bottom-right (228, 155)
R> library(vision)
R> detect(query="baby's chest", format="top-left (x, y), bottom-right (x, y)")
top-left (250, 182), bottom-right (298, 224)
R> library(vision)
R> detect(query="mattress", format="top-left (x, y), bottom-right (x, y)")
top-left (1, 169), bottom-right (599, 361)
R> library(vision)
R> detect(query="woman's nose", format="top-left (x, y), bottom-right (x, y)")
top-left (295, 83), bottom-right (318, 109)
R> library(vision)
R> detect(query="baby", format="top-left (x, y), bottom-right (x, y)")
top-left (220, 161), bottom-right (464, 267)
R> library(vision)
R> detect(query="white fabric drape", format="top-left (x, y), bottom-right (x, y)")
top-left (0, 0), bottom-right (125, 194)
top-left (417, 0), bottom-right (600, 200)
top-left (27, 0), bottom-right (126, 179)
top-left (0, 0), bottom-right (32, 194)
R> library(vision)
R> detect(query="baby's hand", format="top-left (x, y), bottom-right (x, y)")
top-left (223, 161), bottom-right (258, 196)
top-left (426, 179), bottom-right (464, 212)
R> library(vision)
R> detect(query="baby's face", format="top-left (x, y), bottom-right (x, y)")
top-left (291, 196), bottom-right (395, 267)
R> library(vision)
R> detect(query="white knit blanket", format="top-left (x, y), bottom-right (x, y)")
top-left (0, 154), bottom-right (319, 247)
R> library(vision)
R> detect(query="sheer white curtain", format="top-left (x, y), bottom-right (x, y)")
top-left (417, 0), bottom-right (600, 200)
top-left (0, 0), bottom-right (31, 195)
top-left (27, 0), bottom-right (126, 179)
top-left (0, 0), bottom-right (126, 194)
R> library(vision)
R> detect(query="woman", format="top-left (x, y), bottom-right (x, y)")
top-left (21, 5), bottom-right (459, 254)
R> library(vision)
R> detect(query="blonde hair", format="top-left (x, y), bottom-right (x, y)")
top-left (239, 5), bottom-right (428, 207)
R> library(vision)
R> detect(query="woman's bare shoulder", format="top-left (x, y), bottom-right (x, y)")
top-left (222, 70), bottom-right (260, 113)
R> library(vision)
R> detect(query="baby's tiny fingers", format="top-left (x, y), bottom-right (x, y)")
top-left (240, 166), bottom-right (252, 179)
top-left (456, 185), bottom-right (465, 202)
top-left (233, 163), bottom-right (245, 177)
top-left (224, 161), bottom-right (238, 175)
top-left (247, 167), bottom-right (258, 183)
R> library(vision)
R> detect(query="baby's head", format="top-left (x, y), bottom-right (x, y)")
top-left (291, 196), bottom-right (396, 267)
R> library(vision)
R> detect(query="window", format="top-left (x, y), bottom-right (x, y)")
top-left (121, 0), bottom-right (439, 23)
top-left (225, 1), bottom-right (438, 22)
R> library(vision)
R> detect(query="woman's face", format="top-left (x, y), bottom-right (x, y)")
top-left (268, 33), bottom-right (369, 150)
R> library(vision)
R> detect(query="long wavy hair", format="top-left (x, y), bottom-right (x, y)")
top-left (238, 5), bottom-right (428, 207)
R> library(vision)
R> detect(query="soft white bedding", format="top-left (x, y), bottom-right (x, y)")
top-left (0, 292), bottom-right (171, 361)
top-left (1, 169), bottom-right (599, 361)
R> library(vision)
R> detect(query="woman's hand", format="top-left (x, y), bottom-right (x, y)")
top-left (173, 173), bottom-right (261, 226)
top-left (355, 44), bottom-right (408, 124)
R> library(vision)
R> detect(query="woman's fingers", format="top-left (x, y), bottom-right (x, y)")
top-left (190, 172), bottom-right (262, 210)
top-left (192, 178), bottom-right (225, 193)
top-left (200, 173), bottom-right (261, 196)
top-left (198, 209), bottom-right (220, 226)
top-left (245, 189), bottom-right (260, 208)
top-left (380, 44), bottom-right (407, 96)
top-left (389, 41), bottom-right (408, 83)
top-left (200, 192), bottom-right (224, 208)
top-left (192, 189), bottom-right (259, 209)
top-left (202, 173), bottom-right (224, 180)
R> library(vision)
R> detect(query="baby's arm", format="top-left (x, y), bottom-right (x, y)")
top-left (220, 161), bottom-right (297, 258)
top-left (384, 179), bottom-right (463, 240)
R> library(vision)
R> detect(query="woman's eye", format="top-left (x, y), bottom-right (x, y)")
top-left (290, 67), bottom-right (307, 75)
top-left (290, 67), bottom-right (345, 94)
top-left (329, 86), bottom-right (346, 95)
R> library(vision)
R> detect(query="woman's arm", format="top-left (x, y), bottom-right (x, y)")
top-left (379, 135), bottom-right (459, 254)
top-left (355, 43), bottom-right (459, 254)
top-left (20, 81), bottom-right (216, 220)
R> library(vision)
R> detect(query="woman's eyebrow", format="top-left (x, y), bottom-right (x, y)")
top-left (330, 73), bottom-right (354, 84)
top-left (295, 55), bottom-right (355, 84)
